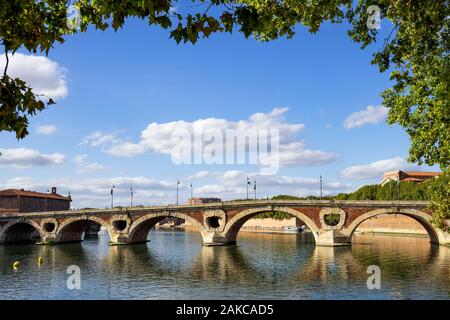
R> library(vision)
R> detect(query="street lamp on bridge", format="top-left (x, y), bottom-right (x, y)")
top-left (176, 181), bottom-right (180, 205)
top-left (111, 185), bottom-right (115, 209)
top-left (320, 175), bottom-right (323, 199)
top-left (130, 187), bottom-right (133, 207)
top-left (246, 176), bottom-right (250, 200)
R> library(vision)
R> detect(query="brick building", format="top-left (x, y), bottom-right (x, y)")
top-left (0, 187), bottom-right (71, 213)
top-left (187, 197), bottom-right (222, 205)
top-left (380, 170), bottom-right (442, 186)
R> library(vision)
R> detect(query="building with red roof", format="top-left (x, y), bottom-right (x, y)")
top-left (380, 171), bottom-right (442, 186)
top-left (0, 187), bottom-right (71, 213)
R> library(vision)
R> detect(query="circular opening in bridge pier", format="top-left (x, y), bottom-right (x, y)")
top-left (206, 216), bottom-right (221, 229)
top-left (113, 220), bottom-right (127, 231)
top-left (324, 213), bottom-right (340, 227)
top-left (43, 222), bottom-right (56, 233)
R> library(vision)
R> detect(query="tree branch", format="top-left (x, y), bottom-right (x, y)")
top-left (3, 48), bottom-right (9, 77)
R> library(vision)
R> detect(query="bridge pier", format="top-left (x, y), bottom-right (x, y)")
top-left (316, 230), bottom-right (351, 247)
top-left (435, 229), bottom-right (450, 246)
top-left (37, 234), bottom-right (58, 245)
top-left (201, 231), bottom-right (236, 246)
top-left (107, 233), bottom-right (139, 246)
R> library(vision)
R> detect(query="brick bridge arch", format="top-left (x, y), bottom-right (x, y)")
top-left (343, 208), bottom-right (446, 245)
top-left (127, 212), bottom-right (206, 244)
top-left (0, 219), bottom-right (44, 244)
top-left (1, 200), bottom-right (449, 247)
top-left (56, 216), bottom-right (114, 243)
top-left (223, 207), bottom-right (320, 243)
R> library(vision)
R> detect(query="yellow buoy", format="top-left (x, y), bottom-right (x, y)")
top-left (38, 257), bottom-right (44, 266)
top-left (12, 261), bottom-right (20, 270)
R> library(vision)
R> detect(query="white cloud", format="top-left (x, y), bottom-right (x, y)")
top-left (1, 170), bottom-right (355, 209)
top-left (80, 131), bottom-right (120, 147)
top-left (343, 105), bottom-right (388, 129)
top-left (0, 148), bottom-right (65, 168)
top-left (37, 125), bottom-right (57, 135)
top-left (0, 53), bottom-right (68, 100)
top-left (273, 142), bottom-right (336, 166)
top-left (74, 154), bottom-right (106, 174)
top-left (82, 108), bottom-right (337, 167)
top-left (187, 170), bottom-right (354, 199)
top-left (0, 176), bottom-right (179, 209)
top-left (340, 157), bottom-right (418, 180)
top-left (188, 171), bottom-right (214, 180)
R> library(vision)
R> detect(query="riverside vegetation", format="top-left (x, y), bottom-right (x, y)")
top-left (253, 174), bottom-right (449, 229)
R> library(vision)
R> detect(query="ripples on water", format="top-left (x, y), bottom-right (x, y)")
top-left (0, 231), bottom-right (449, 300)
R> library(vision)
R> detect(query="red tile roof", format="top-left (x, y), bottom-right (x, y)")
top-left (383, 171), bottom-right (442, 178)
top-left (0, 189), bottom-right (71, 201)
top-left (402, 171), bottom-right (442, 177)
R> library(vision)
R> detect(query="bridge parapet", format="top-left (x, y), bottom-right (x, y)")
top-left (0, 200), bottom-right (430, 220)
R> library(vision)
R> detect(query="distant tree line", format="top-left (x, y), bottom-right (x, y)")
top-left (334, 180), bottom-right (434, 201)
top-left (272, 180), bottom-right (440, 202)
top-left (253, 211), bottom-right (294, 220)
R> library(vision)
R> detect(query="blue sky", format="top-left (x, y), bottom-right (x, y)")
top-left (0, 18), bottom-right (433, 208)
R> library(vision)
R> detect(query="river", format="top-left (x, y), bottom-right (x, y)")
top-left (0, 230), bottom-right (449, 299)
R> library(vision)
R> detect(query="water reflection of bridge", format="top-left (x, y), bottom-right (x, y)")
top-left (4, 232), bottom-right (448, 299)
top-left (101, 233), bottom-right (450, 288)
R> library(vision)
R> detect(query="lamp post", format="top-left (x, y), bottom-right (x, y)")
top-left (130, 187), bottom-right (133, 207)
top-left (320, 175), bottom-right (323, 199)
top-left (254, 180), bottom-right (257, 200)
top-left (190, 183), bottom-right (193, 201)
top-left (247, 176), bottom-right (250, 200)
top-left (111, 185), bottom-right (115, 209)
top-left (176, 181), bottom-right (180, 205)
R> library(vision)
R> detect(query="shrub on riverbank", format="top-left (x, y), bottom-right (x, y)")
top-left (334, 180), bottom-right (432, 201)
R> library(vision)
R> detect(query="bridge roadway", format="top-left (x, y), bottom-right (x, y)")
top-left (0, 200), bottom-right (449, 246)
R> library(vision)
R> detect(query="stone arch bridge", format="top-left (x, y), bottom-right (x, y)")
top-left (0, 200), bottom-right (448, 247)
